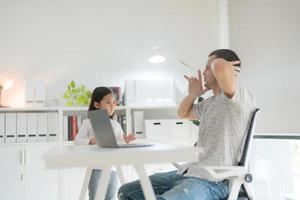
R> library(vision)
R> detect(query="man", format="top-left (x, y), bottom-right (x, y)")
top-left (118, 49), bottom-right (256, 200)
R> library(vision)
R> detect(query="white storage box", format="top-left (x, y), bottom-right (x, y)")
top-left (145, 119), bottom-right (169, 141)
top-left (145, 119), bottom-right (192, 145)
top-left (169, 119), bottom-right (190, 139)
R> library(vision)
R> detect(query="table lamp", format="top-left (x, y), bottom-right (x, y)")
top-left (0, 79), bottom-right (13, 107)
top-left (148, 46), bottom-right (194, 75)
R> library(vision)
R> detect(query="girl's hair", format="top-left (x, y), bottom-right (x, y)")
top-left (88, 87), bottom-right (112, 111)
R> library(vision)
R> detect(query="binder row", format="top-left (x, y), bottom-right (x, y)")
top-left (0, 112), bottom-right (59, 144)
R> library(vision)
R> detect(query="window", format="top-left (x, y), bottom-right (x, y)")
top-left (250, 135), bottom-right (300, 200)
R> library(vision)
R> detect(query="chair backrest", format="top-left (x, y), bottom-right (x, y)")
top-left (238, 108), bottom-right (260, 167)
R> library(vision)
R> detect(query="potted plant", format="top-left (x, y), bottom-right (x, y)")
top-left (63, 81), bottom-right (92, 106)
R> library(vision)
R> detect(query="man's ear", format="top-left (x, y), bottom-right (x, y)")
top-left (94, 101), bottom-right (100, 109)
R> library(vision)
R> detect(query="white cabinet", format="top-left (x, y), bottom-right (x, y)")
top-left (0, 145), bottom-right (60, 200)
top-left (25, 145), bottom-right (60, 200)
top-left (0, 146), bottom-right (26, 200)
top-left (0, 108), bottom-right (60, 200)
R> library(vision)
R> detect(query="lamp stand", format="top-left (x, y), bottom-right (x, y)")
top-left (0, 85), bottom-right (8, 108)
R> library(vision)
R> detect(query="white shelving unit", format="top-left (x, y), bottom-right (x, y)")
top-left (0, 108), bottom-right (61, 200)
top-left (0, 106), bottom-right (199, 200)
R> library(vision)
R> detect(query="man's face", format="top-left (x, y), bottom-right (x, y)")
top-left (203, 55), bottom-right (218, 89)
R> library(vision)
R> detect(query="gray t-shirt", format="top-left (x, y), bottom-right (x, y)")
top-left (177, 84), bottom-right (256, 181)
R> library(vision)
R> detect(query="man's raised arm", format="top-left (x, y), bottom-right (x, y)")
top-left (211, 58), bottom-right (240, 99)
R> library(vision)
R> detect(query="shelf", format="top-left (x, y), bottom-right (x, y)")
top-left (0, 105), bottom-right (178, 112)
top-left (0, 107), bottom-right (60, 112)
top-left (0, 105), bottom-right (181, 146)
top-left (0, 142), bottom-right (60, 146)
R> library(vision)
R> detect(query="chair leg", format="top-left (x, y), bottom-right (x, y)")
top-left (227, 177), bottom-right (243, 200)
top-left (243, 182), bottom-right (256, 200)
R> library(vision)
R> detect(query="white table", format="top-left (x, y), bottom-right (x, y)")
top-left (43, 143), bottom-right (202, 200)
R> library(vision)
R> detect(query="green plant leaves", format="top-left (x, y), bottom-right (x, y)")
top-left (63, 81), bottom-right (92, 107)
top-left (70, 80), bottom-right (75, 88)
top-left (191, 96), bottom-right (204, 126)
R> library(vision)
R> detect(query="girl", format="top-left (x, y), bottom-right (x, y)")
top-left (74, 87), bottom-right (136, 200)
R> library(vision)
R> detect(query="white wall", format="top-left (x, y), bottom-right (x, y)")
top-left (0, 0), bottom-right (220, 107)
top-left (228, 0), bottom-right (300, 133)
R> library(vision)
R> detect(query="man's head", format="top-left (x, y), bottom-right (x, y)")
top-left (203, 49), bottom-right (241, 89)
top-left (209, 49), bottom-right (241, 67)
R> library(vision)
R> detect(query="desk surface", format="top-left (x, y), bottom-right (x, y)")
top-left (44, 143), bottom-right (202, 169)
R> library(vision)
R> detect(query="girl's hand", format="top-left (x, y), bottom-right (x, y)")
top-left (123, 133), bottom-right (136, 144)
top-left (89, 137), bottom-right (96, 145)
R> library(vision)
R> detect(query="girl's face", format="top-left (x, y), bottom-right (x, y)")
top-left (94, 93), bottom-right (117, 116)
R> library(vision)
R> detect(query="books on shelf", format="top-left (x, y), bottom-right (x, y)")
top-left (63, 115), bottom-right (85, 141)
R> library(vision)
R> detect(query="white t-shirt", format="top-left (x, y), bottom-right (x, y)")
top-left (74, 118), bottom-right (124, 145)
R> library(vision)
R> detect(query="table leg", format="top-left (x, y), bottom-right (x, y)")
top-left (134, 164), bottom-right (156, 200)
top-left (94, 166), bottom-right (111, 200)
top-left (79, 168), bottom-right (92, 200)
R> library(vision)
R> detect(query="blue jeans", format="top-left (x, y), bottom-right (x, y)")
top-left (88, 169), bottom-right (118, 200)
top-left (118, 171), bottom-right (229, 200)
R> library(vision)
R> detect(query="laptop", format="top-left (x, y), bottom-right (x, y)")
top-left (88, 109), bottom-right (152, 148)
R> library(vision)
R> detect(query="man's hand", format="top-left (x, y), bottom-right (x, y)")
top-left (184, 70), bottom-right (209, 98)
top-left (212, 58), bottom-right (240, 77)
top-left (123, 133), bottom-right (136, 144)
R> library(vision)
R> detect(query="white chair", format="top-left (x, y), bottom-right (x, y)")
top-left (203, 108), bottom-right (260, 200)
top-left (174, 108), bottom-right (260, 200)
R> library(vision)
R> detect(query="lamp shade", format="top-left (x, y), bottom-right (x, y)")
top-left (148, 55), bottom-right (166, 64)
top-left (3, 80), bottom-right (13, 90)
top-left (148, 47), bottom-right (194, 76)
top-left (0, 78), bottom-right (14, 107)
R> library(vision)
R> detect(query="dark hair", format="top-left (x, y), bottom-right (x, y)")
top-left (88, 87), bottom-right (112, 111)
top-left (209, 49), bottom-right (241, 68)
